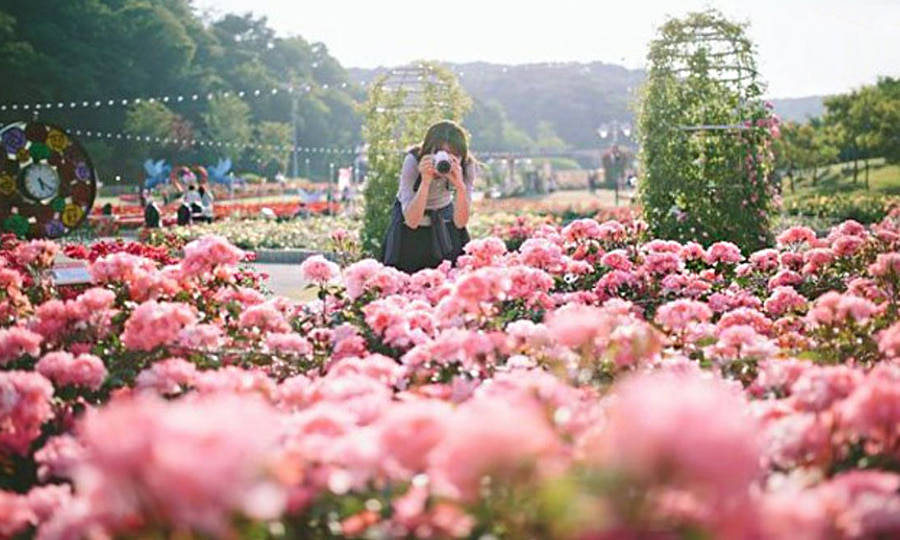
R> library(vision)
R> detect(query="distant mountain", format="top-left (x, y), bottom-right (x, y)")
top-left (347, 62), bottom-right (826, 150)
top-left (348, 62), bottom-right (644, 150)
top-left (769, 96), bottom-right (827, 122)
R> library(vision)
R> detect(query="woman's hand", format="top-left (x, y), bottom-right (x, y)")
top-left (448, 155), bottom-right (465, 190)
top-left (418, 155), bottom-right (436, 185)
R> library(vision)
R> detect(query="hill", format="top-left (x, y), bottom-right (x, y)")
top-left (348, 62), bottom-right (825, 150)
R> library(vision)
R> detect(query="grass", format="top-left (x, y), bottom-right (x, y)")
top-left (781, 158), bottom-right (900, 200)
top-left (478, 187), bottom-right (635, 208)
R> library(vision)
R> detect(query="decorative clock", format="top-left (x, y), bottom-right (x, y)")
top-left (0, 121), bottom-right (97, 239)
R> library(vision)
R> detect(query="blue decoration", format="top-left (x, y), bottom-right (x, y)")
top-left (143, 159), bottom-right (171, 189)
top-left (207, 158), bottom-right (233, 186)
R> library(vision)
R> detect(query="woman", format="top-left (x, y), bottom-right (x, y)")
top-left (382, 120), bottom-right (475, 274)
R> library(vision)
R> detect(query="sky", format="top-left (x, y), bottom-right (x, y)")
top-left (193, 0), bottom-right (900, 99)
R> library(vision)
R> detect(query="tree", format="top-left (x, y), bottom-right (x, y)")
top-left (774, 120), bottom-right (839, 193)
top-left (873, 77), bottom-right (900, 164)
top-left (849, 85), bottom-right (882, 190)
top-left (637, 10), bottom-right (777, 252)
top-left (825, 78), bottom-right (900, 187)
top-left (534, 121), bottom-right (567, 152)
top-left (824, 92), bottom-right (862, 184)
top-left (203, 95), bottom-right (251, 167)
top-left (0, 3), bottom-right (363, 185)
top-left (253, 121), bottom-right (292, 178)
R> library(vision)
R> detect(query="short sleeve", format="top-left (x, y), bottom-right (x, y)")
top-left (396, 153), bottom-right (419, 212)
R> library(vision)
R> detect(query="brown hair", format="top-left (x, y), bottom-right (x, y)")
top-left (408, 120), bottom-right (475, 180)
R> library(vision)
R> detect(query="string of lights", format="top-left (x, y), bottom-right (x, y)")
top-left (0, 82), bottom-right (357, 113)
top-left (64, 127), bottom-right (358, 155)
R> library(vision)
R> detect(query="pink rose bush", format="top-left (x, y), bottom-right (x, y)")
top-left (2, 210), bottom-right (900, 538)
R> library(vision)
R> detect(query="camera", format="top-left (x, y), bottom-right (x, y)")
top-left (433, 151), bottom-right (452, 175)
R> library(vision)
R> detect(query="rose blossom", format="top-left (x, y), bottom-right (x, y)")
top-left (806, 292), bottom-right (878, 327)
top-left (878, 322), bottom-right (900, 360)
top-left (299, 255), bottom-right (340, 284)
top-left (655, 299), bottom-right (713, 333)
top-left (427, 396), bottom-right (561, 502)
top-left (265, 332), bottom-right (313, 356)
top-left (0, 371), bottom-right (54, 455)
top-left (0, 326), bottom-right (42, 365)
top-left (749, 249), bottom-right (781, 272)
top-left (869, 252), bottom-right (900, 278)
top-left (586, 371), bottom-right (761, 498)
top-left (832, 235), bottom-right (865, 257)
top-left (70, 393), bottom-right (286, 537)
top-left (14, 239), bottom-right (59, 268)
top-left (135, 358), bottom-right (198, 395)
top-left (790, 365), bottom-right (863, 412)
top-left (122, 301), bottom-right (197, 351)
top-left (35, 352), bottom-right (107, 391)
top-left (764, 286), bottom-right (807, 317)
top-left (378, 400), bottom-right (453, 479)
top-left (181, 235), bottom-right (245, 276)
top-left (704, 241), bottom-right (744, 265)
top-left (707, 325), bottom-right (778, 360)
top-left (600, 249), bottom-right (633, 271)
top-left (777, 226), bottom-right (817, 248)
top-left (239, 303), bottom-right (291, 334)
top-left (839, 365), bottom-right (900, 452)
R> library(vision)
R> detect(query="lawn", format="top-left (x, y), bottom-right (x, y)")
top-left (781, 158), bottom-right (900, 200)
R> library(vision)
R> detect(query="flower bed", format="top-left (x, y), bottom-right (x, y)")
top-left (2, 209), bottom-right (900, 538)
top-left (149, 215), bottom-right (361, 253)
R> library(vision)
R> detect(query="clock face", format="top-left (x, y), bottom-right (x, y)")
top-left (22, 163), bottom-right (60, 201)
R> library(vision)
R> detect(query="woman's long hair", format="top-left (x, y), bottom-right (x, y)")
top-left (407, 120), bottom-right (475, 181)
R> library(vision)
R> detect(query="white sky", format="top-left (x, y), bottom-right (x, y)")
top-left (194, 0), bottom-right (900, 98)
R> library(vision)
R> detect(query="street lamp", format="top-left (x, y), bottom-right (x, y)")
top-left (597, 121), bottom-right (633, 206)
top-left (597, 121), bottom-right (632, 145)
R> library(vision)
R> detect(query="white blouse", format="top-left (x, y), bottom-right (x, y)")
top-left (396, 153), bottom-right (475, 221)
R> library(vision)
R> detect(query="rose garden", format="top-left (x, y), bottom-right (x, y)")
top-left (3, 7), bottom-right (900, 540)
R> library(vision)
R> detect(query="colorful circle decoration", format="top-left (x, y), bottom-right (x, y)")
top-left (0, 121), bottom-right (97, 239)
top-left (168, 165), bottom-right (208, 191)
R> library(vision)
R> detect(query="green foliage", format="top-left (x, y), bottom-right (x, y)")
top-left (824, 77), bottom-right (900, 186)
top-left (254, 122), bottom-right (293, 176)
top-left (360, 62), bottom-right (471, 257)
top-left (774, 120), bottom-right (839, 189)
top-left (0, 1), bottom-right (362, 181)
top-left (637, 10), bottom-right (777, 252)
top-left (204, 95), bottom-right (252, 148)
top-left (782, 193), bottom-right (900, 226)
top-left (124, 100), bottom-right (194, 167)
top-left (125, 101), bottom-right (181, 140)
top-left (534, 121), bottom-right (568, 152)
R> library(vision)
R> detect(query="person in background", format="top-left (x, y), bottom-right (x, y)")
top-left (184, 184), bottom-right (202, 219)
top-left (144, 195), bottom-right (161, 229)
top-left (199, 185), bottom-right (215, 223)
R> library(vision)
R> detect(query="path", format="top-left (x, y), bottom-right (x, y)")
top-left (250, 262), bottom-right (315, 301)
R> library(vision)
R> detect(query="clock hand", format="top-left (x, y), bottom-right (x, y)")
top-left (38, 178), bottom-right (48, 191)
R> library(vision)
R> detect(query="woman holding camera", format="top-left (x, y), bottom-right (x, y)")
top-left (382, 120), bottom-right (475, 274)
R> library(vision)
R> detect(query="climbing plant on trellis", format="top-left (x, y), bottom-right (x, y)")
top-left (636, 10), bottom-right (780, 252)
top-left (360, 62), bottom-right (471, 257)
